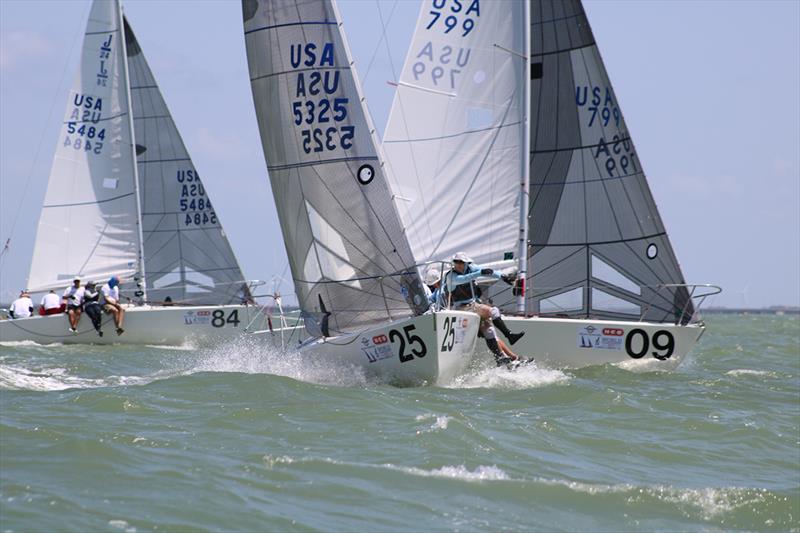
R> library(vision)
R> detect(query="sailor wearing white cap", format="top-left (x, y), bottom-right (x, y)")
top-left (442, 252), bottom-right (525, 365)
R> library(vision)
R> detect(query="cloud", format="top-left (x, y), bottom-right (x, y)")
top-left (0, 31), bottom-right (52, 71)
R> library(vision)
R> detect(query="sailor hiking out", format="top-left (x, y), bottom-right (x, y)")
top-left (441, 252), bottom-right (525, 366)
top-left (62, 277), bottom-right (85, 333)
top-left (82, 282), bottom-right (104, 337)
top-left (101, 276), bottom-right (125, 336)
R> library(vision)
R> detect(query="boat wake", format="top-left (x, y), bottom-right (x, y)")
top-left (185, 336), bottom-right (370, 387)
top-left (446, 359), bottom-right (569, 389)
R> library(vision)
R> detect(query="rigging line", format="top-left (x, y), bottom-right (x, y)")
top-left (1, 0), bottom-right (91, 255)
top-left (361, 0), bottom-right (400, 87)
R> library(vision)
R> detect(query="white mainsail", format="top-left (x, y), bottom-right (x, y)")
top-left (383, 0), bottom-right (528, 268)
top-left (28, 0), bottom-right (140, 292)
top-left (243, 0), bottom-right (428, 335)
top-left (124, 18), bottom-right (250, 305)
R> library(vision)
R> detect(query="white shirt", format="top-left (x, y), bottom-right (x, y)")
top-left (63, 285), bottom-right (85, 306)
top-left (41, 292), bottom-right (61, 310)
top-left (10, 296), bottom-right (33, 318)
top-left (101, 284), bottom-right (119, 303)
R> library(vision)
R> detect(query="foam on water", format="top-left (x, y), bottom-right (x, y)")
top-left (726, 369), bottom-right (780, 378)
top-left (186, 337), bottom-right (369, 387)
top-left (415, 413), bottom-right (450, 433)
top-left (0, 364), bottom-right (152, 391)
top-left (447, 360), bottom-right (569, 389)
top-left (261, 454), bottom-right (511, 482)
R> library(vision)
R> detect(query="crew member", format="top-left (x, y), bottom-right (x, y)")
top-left (40, 289), bottom-right (63, 315)
top-left (101, 276), bottom-right (125, 335)
top-left (9, 290), bottom-right (33, 319)
top-left (443, 252), bottom-right (525, 365)
top-left (62, 277), bottom-right (85, 333)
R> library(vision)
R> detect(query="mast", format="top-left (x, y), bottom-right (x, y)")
top-left (118, 0), bottom-right (147, 303)
top-left (516, 0), bottom-right (531, 315)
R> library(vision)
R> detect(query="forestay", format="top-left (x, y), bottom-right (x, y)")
top-left (523, 0), bottom-right (693, 323)
top-left (124, 19), bottom-right (250, 304)
top-left (242, 0), bottom-right (427, 334)
top-left (383, 0), bottom-right (527, 267)
top-left (28, 0), bottom-right (140, 292)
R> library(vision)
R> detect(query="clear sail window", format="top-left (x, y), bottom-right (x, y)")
top-left (539, 287), bottom-right (583, 314)
top-left (591, 288), bottom-right (640, 315)
top-left (591, 254), bottom-right (641, 295)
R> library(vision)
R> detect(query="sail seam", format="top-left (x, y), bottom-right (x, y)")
top-left (384, 121), bottom-right (522, 144)
top-left (244, 21), bottom-right (336, 35)
top-left (43, 192), bottom-right (135, 209)
top-left (62, 111), bottom-right (127, 125)
top-left (267, 156), bottom-right (378, 172)
top-left (531, 231), bottom-right (666, 247)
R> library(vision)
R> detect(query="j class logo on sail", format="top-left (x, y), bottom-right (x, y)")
top-left (176, 170), bottom-right (217, 227)
top-left (425, 0), bottom-right (480, 37)
top-left (64, 94), bottom-right (106, 155)
top-left (289, 42), bottom-right (354, 155)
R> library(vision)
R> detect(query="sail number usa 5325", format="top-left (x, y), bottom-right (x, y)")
top-left (290, 43), bottom-right (355, 155)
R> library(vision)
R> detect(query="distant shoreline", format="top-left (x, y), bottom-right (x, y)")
top-left (703, 307), bottom-right (800, 315)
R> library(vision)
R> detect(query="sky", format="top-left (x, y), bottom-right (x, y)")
top-left (1, 0), bottom-right (798, 309)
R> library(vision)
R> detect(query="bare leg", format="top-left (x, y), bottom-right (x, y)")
top-left (498, 339), bottom-right (519, 360)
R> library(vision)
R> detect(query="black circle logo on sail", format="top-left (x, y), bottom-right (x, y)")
top-left (357, 164), bottom-right (375, 185)
top-left (646, 243), bottom-right (658, 259)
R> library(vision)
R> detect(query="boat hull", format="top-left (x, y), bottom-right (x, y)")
top-left (299, 311), bottom-right (479, 386)
top-left (0, 304), bottom-right (303, 347)
top-left (497, 316), bottom-right (705, 369)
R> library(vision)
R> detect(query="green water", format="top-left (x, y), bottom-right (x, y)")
top-left (1, 314), bottom-right (798, 531)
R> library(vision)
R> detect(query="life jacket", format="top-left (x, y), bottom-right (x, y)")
top-left (444, 268), bottom-right (478, 304)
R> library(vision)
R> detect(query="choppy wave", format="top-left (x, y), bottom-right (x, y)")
top-left (0, 364), bottom-right (151, 391)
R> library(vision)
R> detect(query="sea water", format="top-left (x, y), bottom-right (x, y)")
top-left (1, 314), bottom-right (797, 531)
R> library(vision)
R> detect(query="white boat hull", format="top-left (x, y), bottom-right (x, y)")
top-left (298, 311), bottom-right (479, 386)
top-left (498, 316), bottom-right (705, 369)
top-left (0, 304), bottom-right (303, 347)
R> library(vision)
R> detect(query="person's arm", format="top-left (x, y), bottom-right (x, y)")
top-left (447, 269), bottom-right (482, 287)
top-left (473, 263), bottom-right (502, 280)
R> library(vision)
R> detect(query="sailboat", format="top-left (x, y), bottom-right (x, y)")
top-left (0, 0), bottom-right (295, 346)
top-left (382, 0), bottom-right (720, 368)
top-left (242, 0), bottom-right (480, 385)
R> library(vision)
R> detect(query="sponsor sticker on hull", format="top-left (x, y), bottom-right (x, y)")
top-left (184, 310), bottom-right (211, 326)
top-left (577, 325), bottom-right (624, 350)
top-left (361, 333), bottom-right (393, 363)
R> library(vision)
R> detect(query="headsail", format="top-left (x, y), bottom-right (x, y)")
top-left (28, 0), bottom-right (140, 292)
top-left (523, 0), bottom-right (692, 323)
top-left (383, 0), bottom-right (527, 268)
top-left (242, 0), bottom-right (427, 334)
top-left (124, 18), bottom-right (251, 305)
